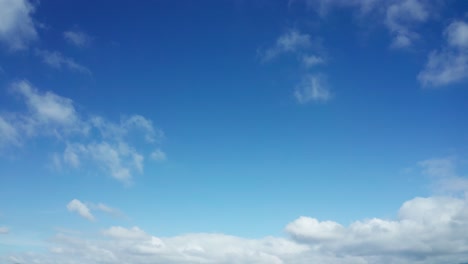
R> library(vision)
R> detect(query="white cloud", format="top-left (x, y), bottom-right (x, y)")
top-left (35, 49), bottom-right (91, 74)
top-left (0, 226), bottom-right (9, 234)
top-left (66, 199), bottom-right (94, 221)
top-left (150, 149), bottom-right (167, 162)
top-left (0, 80), bottom-right (165, 183)
top-left (418, 20), bottom-right (468, 87)
top-left (0, 0), bottom-right (38, 50)
top-left (5, 194), bottom-right (468, 264)
top-left (260, 30), bottom-right (312, 62)
top-left (294, 74), bottom-right (332, 104)
top-left (63, 30), bottom-right (91, 48)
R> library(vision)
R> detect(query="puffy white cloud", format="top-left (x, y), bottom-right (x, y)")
top-left (35, 49), bottom-right (91, 74)
top-left (418, 20), bottom-right (468, 87)
top-left (67, 199), bottom-right (94, 221)
top-left (0, 226), bottom-right (9, 234)
top-left (260, 30), bottom-right (312, 62)
top-left (294, 74), bottom-right (332, 104)
top-left (0, 80), bottom-right (165, 183)
top-left (0, 0), bottom-right (38, 50)
top-left (63, 30), bottom-right (91, 48)
top-left (286, 195), bottom-right (468, 262)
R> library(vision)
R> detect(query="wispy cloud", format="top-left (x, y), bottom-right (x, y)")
top-left (294, 74), bottom-right (332, 104)
top-left (259, 30), bottom-right (312, 62)
top-left (35, 49), bottom-right (91, 74)
top-left (67, 199), bottom-right (94, 221)
top-left (0, 0), bottom-right (38, 50)
top-left (64, 30), bottom-right (92, 48)
top-left (418, 20), bottom-right (468, 87)
top-left (0, 80), bottom-right (165, 183)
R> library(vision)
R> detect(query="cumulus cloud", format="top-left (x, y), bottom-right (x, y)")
top-left (286, 195), bottom-right (468, 262)
top-left (0, 226), bottom-right (9, 234)
top-left (67, 199), bottom-right (94, 221)
top-left (294, 74), bottom-right (332, 104)
top-left (0, 0), bottom-right (38, 50)
top-left (418, 20), bottom-right (468, 87)
top-left (259, 30), bottom-right (312, 62)
top-left (63, 30), bottom-right (91, 48)
top-left (35, 49), bottom-right (91, 74)
top-left (5, 194), bottom-right (468, 264)
top-left (0, 80), bottom-right (165, 183)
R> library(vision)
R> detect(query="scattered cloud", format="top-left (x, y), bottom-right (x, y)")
top-left (294, 74), bottom-right (332, 104)
top-left (0, 226), bottom-right (9, 234)
top-left (6, 193), bottom-right (468, 263)
top-left (35, 49), bottom-right (91, 74)
top-left (418, 20), bottom-right (468, 87)
top-left (0, 80), bottom-right (165, 183)
top-left (0, 0), bottom-right (38, 50)
top-left (259, 29), bottom-right (312, 62)
top-left (63, 30), bottom-right (91, 48)
top-left (67, 199), bottom-right (94, 221)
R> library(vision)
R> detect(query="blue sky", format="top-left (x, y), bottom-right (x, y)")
top-left (1, 0), bottom-right (468, 263)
